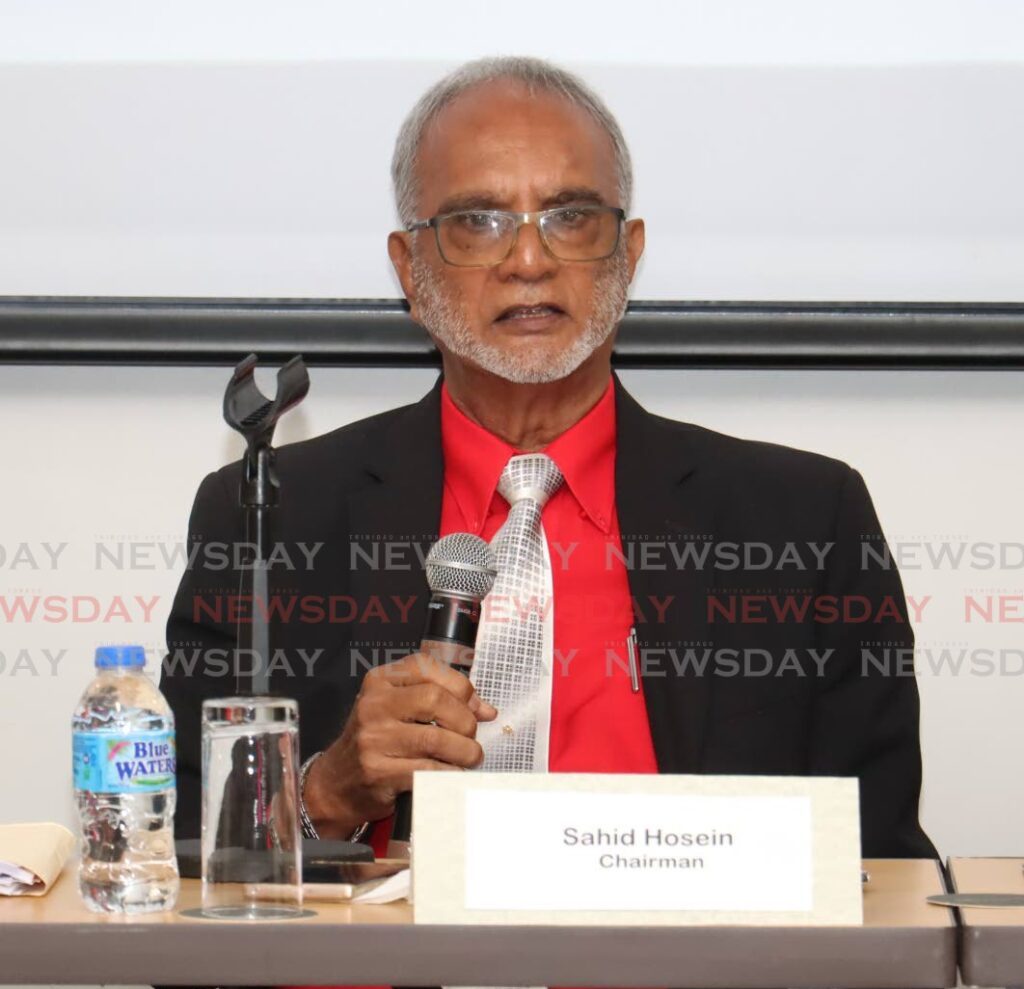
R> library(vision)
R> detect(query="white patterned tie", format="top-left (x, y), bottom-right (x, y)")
top-left (471, 453), bottom-right (563, 773)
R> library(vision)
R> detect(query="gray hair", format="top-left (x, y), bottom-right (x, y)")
top-left (391, 56), bottom-right (633, 227)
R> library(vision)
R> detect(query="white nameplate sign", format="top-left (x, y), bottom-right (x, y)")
top-left (413, 773), bottom-right (862, 926)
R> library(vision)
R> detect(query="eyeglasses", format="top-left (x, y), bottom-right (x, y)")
top-left (407, 205), bottom-right (626, 267)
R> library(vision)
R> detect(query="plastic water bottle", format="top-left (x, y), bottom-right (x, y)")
top-left (71, 645), bottom-right (179, 913)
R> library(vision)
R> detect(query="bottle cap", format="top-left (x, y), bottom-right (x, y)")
top-left (94, 645), bottom-right (146, 669)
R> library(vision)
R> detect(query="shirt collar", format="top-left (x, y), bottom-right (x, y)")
top-left (440, 377), bottom-right (616, 535)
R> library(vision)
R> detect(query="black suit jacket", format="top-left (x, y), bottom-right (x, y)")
top-left (164, 374), bottom-right (936, 858)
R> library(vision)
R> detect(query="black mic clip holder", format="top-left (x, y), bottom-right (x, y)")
top-left (222, 353), bottom-right (310, 695)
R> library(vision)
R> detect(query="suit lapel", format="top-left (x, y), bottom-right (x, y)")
top-left (344, 373), bottom-right (717, 772)
top-left (346, 377), bottom-right (445, 658)
top-left (614, 376), bottom-right (717, 774)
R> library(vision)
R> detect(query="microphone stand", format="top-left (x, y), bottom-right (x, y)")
top-left (200, 354), bottom-right (310, 897)
top-left (222, 353), bottom-right (309, 695)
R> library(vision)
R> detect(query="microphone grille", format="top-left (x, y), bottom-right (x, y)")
top-left (425, 532), bottom-right (497, 601)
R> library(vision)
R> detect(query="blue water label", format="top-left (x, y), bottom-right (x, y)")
top-left (73, 731), bottom-right (176, 794)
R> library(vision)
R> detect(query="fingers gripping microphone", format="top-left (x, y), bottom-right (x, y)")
top-left (388, 533), bottom-right (497, 858)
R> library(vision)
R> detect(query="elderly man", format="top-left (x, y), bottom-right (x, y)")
top-left (164, 56), bottom-right (935, 859)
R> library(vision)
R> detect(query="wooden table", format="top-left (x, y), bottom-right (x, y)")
top-left (948, 857), bottom-right (1024, 987)
top-left (0, 859), bottom-right (955, 987)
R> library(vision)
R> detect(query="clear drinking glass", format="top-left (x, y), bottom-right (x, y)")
top-left (200, 696), bottom-right (303, 919)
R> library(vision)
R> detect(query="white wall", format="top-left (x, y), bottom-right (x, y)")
top-left (1, 0), bottom-right (1023, 299)
top-left (1, 364), bottom-right (1022, 861)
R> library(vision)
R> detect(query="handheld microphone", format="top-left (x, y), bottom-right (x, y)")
top-left (388, 533), bottom-right (496, 858)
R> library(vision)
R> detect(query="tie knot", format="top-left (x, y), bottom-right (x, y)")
top-left (497, 453), bottom-right (563, 508)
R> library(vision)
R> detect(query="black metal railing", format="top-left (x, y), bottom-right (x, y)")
top-left (2, 297), bottom-right (1022, 368)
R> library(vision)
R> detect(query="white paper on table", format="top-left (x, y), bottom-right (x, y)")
top-left (0, 860), bottom-right (42, 895)
top-left (351, 867), bottom-right (410, 904)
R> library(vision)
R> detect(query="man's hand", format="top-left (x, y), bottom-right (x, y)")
top-left (302, 652), bottom-right (497, 838)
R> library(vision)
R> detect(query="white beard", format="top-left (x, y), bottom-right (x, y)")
top-left (410, 250), bottom-right (631, 385)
